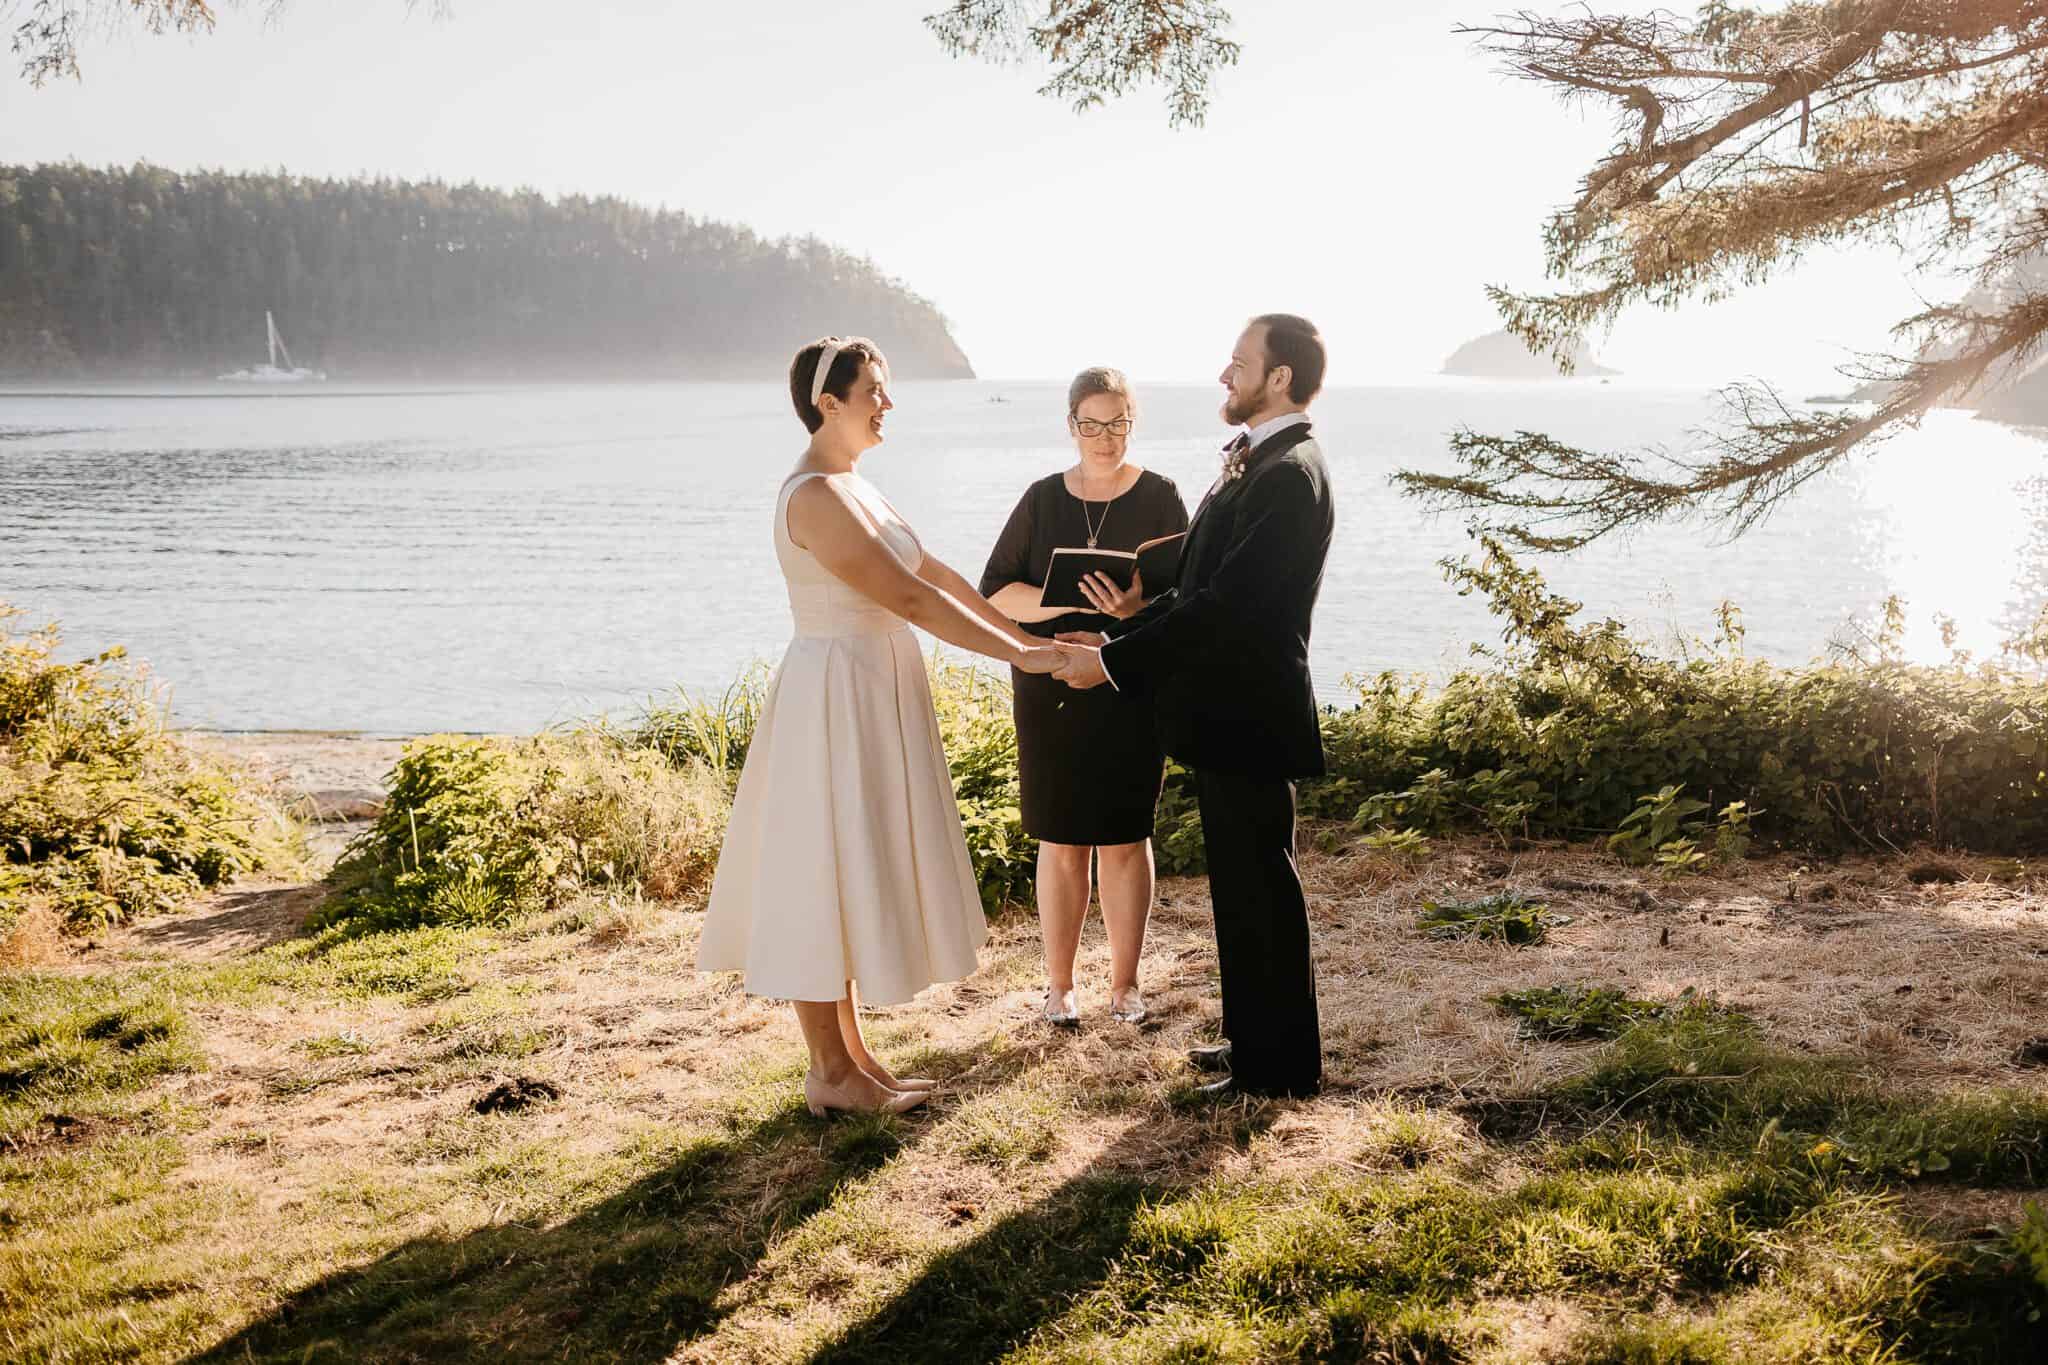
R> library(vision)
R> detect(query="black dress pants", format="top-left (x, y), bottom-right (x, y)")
top-left (1195, 768), bottom-right (1322, 1094)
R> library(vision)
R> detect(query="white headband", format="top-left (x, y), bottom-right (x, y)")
top-left (810, 340), bottom-right (843, 408)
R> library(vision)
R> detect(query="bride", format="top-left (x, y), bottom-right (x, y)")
top-left (696, 336), bottom-right (1060, 1117)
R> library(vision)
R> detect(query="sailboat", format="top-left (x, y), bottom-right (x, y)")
top-left (218, 311), bottom-right (326, 383)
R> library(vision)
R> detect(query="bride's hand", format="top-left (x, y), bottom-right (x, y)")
top-left (1078, 569), bottom-right (1143, 619)
top-left (1055, 630), bottom-right (1108, 648)
top-left (1014, 645), bottom-right (1062, 674)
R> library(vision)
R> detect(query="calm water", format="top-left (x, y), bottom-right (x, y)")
top-left (1, 380), bottom-right (2040, 733)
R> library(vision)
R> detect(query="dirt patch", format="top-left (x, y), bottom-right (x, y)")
top-left (1894, 1185), bottom-right (2044, 1238)
top-left (0, 1111), bottom-right (125, 1155)
top-left (474, 1077), bottom-right (563, 1113)
top-left (121, 882), bottom-right (327, 962)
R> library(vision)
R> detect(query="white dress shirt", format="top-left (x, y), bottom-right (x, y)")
top-left (1243, 410), bottom-right (1310, 449)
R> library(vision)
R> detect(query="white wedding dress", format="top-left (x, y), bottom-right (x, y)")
top-left (695, 471), bottom-right (988, 1005)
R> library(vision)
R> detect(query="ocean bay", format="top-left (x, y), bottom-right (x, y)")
top-left (2, 378), bottom-right (2040, 733)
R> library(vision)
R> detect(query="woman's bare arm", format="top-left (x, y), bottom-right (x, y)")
top-left (986, 581), bottom-right (1066, 624)
top-left (787, 480), bottom-right (1055, 669)
top-left (922, 556), bottom-right (1052, 640)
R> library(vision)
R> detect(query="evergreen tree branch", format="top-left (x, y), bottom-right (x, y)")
top-left (923, 0), bottom-right (1240, 127)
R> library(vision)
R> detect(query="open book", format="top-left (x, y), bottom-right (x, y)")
top-left (1039, 533), bottom-right (1187, 611)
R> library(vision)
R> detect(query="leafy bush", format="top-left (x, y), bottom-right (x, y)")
top-left (320, 733), bottom-right (728, 932)
top-left (1355, 766), bottom-right (1540, 845)
top-left (1608, 785), bottom-right (1710, 867)
top-left (0, 604), bottom-right (300, 930)
top-left (1361, 826), bottom-right (1431, 865)
top-left (929, 659), bottom-right (1036, 912)
top-left (1303, 542), bottom-right (2048, 855)
top-left (1152, 762), bottom-right (1206, 875)
top-left (2014, 1199), bottom-right (2048, 1298)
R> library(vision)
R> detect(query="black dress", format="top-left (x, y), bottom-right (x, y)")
top-left (979, 468), bottom-right (1190, 846)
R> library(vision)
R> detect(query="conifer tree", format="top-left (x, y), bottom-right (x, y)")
top-left (937, 2), bottom-right (2048, 549)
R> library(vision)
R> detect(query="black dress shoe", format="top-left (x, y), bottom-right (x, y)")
top-left (1188, 1043), bottom-right (1233, 1073)
top-left (1194, 1075), bottom-right (1319, 1102)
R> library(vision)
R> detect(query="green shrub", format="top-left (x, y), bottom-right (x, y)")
top-left (319, 732), bottom-right (727, 931)
top-left (2014, 1199), bottom-right (2048, 1298)
top-left (0, 604), bottom-right (300, 931)
top-left (929, 659), bottom-right (1036, 912)
top-left (1301, 542), bottom-right (2048, 854)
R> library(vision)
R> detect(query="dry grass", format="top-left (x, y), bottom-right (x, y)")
top-left (3, 835), bottom-right (2043, 1362)
top-left (0, 899), bottom-right (66, 966)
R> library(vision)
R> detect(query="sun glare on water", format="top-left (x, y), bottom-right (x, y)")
top-left (1855, 409), bottom-right (2048, 665)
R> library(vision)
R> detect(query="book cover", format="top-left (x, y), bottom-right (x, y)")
top-left (1038, 533), bottom-right (1185, 610)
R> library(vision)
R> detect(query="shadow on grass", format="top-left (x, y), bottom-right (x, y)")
top-left (197, 1026), bottom-right (1281, 1364)
top-left (128, 884), bottom-right (324, 960)
top-left (805, 1096), bottom-right (1280, 1363)
top-left (199, 1039), bottom-right (1023, 1364)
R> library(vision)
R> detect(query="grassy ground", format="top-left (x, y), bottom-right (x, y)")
top-left (3, 837), bottom-right (2045, 1362)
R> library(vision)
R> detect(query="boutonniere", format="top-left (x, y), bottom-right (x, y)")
top-left (1218, 433), bottom-right (1252, 484)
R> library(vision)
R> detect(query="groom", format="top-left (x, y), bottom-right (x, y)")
top-left (1053, 313), bottom-right (1334, 1099)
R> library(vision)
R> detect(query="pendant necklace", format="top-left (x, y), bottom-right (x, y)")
top-left (1080, 491), bottom-right (1110, 548)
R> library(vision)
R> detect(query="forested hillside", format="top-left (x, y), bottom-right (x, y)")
top-left (0, 163), bottom-right (974, 381)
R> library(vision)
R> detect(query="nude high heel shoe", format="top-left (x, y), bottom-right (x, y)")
top-left (804, 1072), bottom-right (929, 1119)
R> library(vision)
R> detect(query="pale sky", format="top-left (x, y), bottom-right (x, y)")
top-left (2, 0), bottom-right (1941, 386)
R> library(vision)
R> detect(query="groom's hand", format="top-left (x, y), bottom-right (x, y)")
top-left (1052, 641), bottom-right (1109, 690)
top-left (1054, 630), bottom-right (1108, 648)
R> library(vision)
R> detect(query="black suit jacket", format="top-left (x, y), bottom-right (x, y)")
top-left (1100, 419), bottom-right (1334, 778)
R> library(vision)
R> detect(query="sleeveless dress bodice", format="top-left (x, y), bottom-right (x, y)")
top-left (775, 473), bottom-right (922, 638)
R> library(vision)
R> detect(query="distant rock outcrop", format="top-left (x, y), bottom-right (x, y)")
top-left (1806, 253), bottom-right (2048, 426)
top-left (1442, 329), bottom-right (1619, 379)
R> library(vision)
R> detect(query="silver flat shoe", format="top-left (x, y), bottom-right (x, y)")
top-left (1042, 988), bottom-right (1080, 1028)
top-left (1109, 991), bottom-right (1148, 1026)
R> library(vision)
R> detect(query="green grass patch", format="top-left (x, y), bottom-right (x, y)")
top-left (1417, 890), bottom-right (1565, 944)
top-left (1493, 983), bottom-right (1717, 1042)
top-left (0, 974), bottom-right (202, 1137)
top-left (1562, 1009), bottom-right (2048, 1187)
top-left (229, 923), bottom-right (483, 1004)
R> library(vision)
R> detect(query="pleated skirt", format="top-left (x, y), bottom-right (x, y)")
top-left (695, 627), bottom-right (988, 1005)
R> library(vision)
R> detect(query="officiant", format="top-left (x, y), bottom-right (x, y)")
top-left (980, 367), bottom-right (1189, 1030)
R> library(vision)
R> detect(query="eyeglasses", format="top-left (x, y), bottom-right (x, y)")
top-left (1073, 417), bottom-right (1134, 437)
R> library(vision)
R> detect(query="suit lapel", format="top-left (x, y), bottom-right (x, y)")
top-left (1177, 420), bottom-right (1315, 590)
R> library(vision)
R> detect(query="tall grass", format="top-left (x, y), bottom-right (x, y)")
top-left (625, 665), bottom-right (768, 778)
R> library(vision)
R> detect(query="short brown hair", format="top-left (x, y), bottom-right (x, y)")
top-left (1066, 365), bottom-right (1136, 418)
top-left (1249, 314), bottom-right (1325, 405)
top-left (790, 336), bottom-right (887, 433)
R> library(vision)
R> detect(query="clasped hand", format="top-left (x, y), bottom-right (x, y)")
top-left (1014, 632), bottom-right (1109, 688)
top-left (1051, 631), bottom-right (1109, 690)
